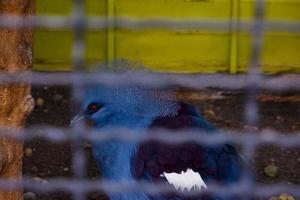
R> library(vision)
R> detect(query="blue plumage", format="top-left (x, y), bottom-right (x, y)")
top-left (71, 85), bottom-right (242, 200)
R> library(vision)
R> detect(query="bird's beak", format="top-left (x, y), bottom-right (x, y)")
top-left (70, 112), bottom-right (87, 127)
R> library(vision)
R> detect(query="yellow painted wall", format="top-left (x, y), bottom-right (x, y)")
top-left (34, 0), bottom-right (300, 73)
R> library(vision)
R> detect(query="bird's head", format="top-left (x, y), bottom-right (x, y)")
top-left (70, 84), bottom-right (124, 127)
top-left (69, 99), bottom-right (108, 127)
top-left (70, 84), bottom-right (179, 127)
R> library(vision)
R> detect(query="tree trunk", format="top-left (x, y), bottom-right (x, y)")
top-left (0, 1), bottom-right (35, 200)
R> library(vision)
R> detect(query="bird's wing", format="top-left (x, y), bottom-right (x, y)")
top-left (132, 102), bottom-right (242, 196)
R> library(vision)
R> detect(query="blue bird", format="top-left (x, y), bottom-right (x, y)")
top-left (70, 84), bottom-right (243, 200)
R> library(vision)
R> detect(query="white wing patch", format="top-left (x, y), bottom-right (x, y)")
top-left (161, 168), bottom-right (207, 191)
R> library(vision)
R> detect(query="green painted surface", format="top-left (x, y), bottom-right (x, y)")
top-left (34, 0), bottom-right (300, 73)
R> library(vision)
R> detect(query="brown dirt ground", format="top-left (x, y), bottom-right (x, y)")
top-left (23, 86), bottom-right (300, 200)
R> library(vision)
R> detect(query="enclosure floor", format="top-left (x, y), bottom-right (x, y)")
top-left (23, 86), bottom-right (300, 200)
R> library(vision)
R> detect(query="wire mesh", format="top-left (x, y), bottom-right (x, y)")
top-left (0, 0), bottom-right (300, 200)
top-left (71, 0), bottom-right (86, 199)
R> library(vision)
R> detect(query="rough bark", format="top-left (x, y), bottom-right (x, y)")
top-left (0, 1), bottom-right (35, 200)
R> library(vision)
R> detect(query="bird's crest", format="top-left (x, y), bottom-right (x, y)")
top-left (83, 84), bottom-right (179, 118)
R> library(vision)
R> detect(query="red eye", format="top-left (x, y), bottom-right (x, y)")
top-left (90, 104), bottom-right (97, 111)
top-left (87, 102), bottom-right (102, 114)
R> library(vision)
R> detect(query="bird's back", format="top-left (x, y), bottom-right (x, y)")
top-left (132, 102), bottom-right (242, 200)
